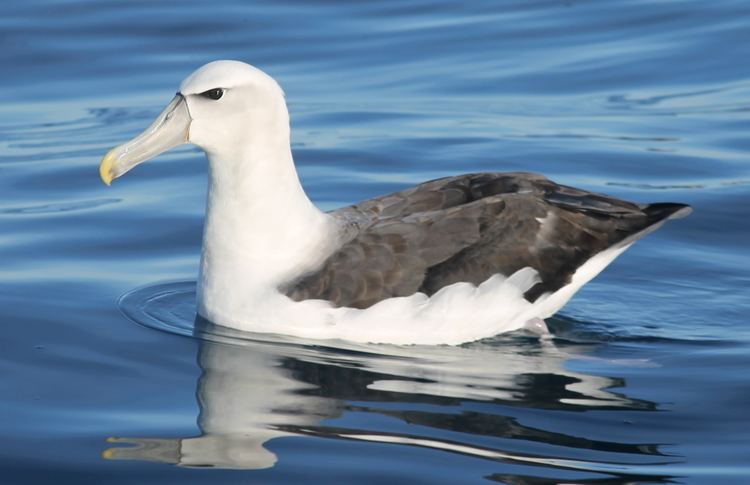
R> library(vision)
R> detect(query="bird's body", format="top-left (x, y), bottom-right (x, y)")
top-left (100, 60), bottom-right (690, 345)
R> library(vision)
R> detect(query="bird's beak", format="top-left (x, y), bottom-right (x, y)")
top-left (99, 94), bottom-right (191, 185)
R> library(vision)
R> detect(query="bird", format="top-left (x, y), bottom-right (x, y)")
top-left (99, 60), bottom-right (691, 345)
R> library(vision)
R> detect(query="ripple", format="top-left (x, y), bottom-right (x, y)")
top-left (0, 198), bottom-right (120, 215)
top-left (606, 179), bottom-right (750, 190)
top-left (118, 280), bottom-right (196, 338)
top-left (290, 427), bottom-right (678, 478)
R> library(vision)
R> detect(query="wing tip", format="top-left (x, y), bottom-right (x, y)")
top-left (645, 202), bottom-right (692, 223)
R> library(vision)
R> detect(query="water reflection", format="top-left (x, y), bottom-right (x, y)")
top-left (103, 315), bottom-right (673, 480)
top-left (105, 337), bottom-right (337, 469)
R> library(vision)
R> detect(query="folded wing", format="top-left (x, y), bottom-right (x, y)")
top-left (283, 172), bottom-right (690, 308)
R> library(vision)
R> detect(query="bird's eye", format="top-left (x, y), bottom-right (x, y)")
top-left (200, 88), bottom-right (224, 100)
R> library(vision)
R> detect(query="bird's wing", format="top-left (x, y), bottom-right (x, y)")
top-left (283, 172), bottom-right (689, 308)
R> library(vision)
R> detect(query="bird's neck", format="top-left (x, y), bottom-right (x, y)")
top-left (196, 142), bottom-right (335, 320)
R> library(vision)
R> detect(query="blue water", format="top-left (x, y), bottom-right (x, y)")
top-left (1, 1), bottom-right (749, 483)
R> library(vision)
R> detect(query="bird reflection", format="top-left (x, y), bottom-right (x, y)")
top-left (104, 336), bottom-right (339, 469)
top-left (103, 319), bottom-right (672, 481)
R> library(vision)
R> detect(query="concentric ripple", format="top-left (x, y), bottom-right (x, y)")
top-left (118, 281), bottom-right (197, 338)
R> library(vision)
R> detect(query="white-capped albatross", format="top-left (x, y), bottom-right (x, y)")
top-left (99, 60), bottom-right (691, 345)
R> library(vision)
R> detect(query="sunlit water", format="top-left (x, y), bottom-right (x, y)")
top-left (2, 1), bottom-right (749, 483)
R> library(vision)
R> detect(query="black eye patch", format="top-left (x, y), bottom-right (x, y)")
top-left (200, 88), bottom-right (224, 100)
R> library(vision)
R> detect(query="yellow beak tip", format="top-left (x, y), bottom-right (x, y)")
top-left (99, 153), bottom-right (115, 186)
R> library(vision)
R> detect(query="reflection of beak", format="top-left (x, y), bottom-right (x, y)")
top-left (99, 94), bottom-right (191, 185)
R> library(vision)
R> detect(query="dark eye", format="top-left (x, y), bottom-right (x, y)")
top-left (200, 88), bottom-right (224, 100)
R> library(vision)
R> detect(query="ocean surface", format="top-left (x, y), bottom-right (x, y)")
top-left (1, 1), bottom-right (749, 483)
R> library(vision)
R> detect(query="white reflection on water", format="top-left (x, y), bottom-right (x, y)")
top-left (103, 317), bottom-right (666, 475)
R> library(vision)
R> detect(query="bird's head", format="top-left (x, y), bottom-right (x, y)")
top-left (99, 60), bottom-right (288, 185)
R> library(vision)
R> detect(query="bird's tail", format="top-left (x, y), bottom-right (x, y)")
top-left (643, 203), bottom-right (692, 225)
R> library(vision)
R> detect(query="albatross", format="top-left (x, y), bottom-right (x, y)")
top-left (99, 60), bottom-right (691, 345)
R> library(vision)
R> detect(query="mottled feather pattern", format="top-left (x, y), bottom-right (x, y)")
top-left (284, 172), bottom-right (689, 309)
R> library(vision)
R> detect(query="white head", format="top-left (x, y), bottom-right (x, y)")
top-left (99, 60), bottom-right (290, 184)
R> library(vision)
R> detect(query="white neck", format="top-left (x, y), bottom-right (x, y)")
top-left (196, 137), bottom-right (335, 320)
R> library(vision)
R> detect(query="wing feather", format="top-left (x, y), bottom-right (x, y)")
top-left (283, 173), bottom-right (689, 308)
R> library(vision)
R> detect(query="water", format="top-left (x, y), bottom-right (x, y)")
top-left (1, 1), bottom-right (749, 483)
